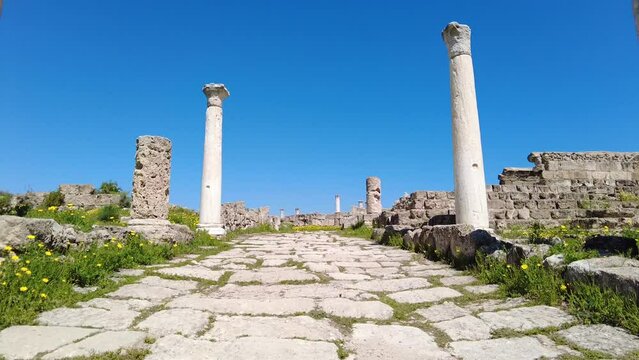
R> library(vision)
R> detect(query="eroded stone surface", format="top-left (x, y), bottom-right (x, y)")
top-left (156, 265), bottom-right (225, 281)
top-left (448, 336), bottom-right (566, 360)
top-left (478, 305), bottom-right (575, 331)
top-left (320, 298), bottom-right (393, 320)
top-left (37, 307), bottom-right (139, 330)
top-left (229, 269), bottom-right (319, 284)
top-left (348, 324), bottom-right (453, 359)
top-left (388, 287), bottom-right (462, 304)
top-left (169, 294), bottom-right (316, 315)
top-left (440, 275), bottom-right (477, 286)
top-left (42, 331), bottom-right (147, 359)
top-left (416, 302), bottom-right (470, 322)
top-left (0, 326), bottom-right (98, 360)
top-left (557, 324), bottom-right (639, 357)
top-left (433, 315), bottom-right (492, 341)
top-left (204, 315), bottom-right (342, 341)
top-left (344, 278), bottom-right (430, 292)
top-left (136, 308), bottom-right (210, 337)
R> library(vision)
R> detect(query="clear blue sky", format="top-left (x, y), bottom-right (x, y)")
top-left (1, 1), bottom-right (637, 214)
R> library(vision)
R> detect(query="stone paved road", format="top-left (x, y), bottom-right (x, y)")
top-left (2, 231), bottom-right (639, 359)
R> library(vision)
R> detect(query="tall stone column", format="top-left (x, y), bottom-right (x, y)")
top-left (335, 195), bottom-right (341, 213)
top-left (366, 177), bottom-right (382, 214)
top-left (280, 208), bottom-right (285, 219)
top-left (130, 136), bottom-right (172, 225)
top-left (198, 84), bottom-right (230, 235)
top-left (295, 208), bottom-right (301, 216)
top-left (443, 22), bottom-right (489, 229)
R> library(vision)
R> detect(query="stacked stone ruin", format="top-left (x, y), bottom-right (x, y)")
top-left (380, 152), bottom-right (639, 230)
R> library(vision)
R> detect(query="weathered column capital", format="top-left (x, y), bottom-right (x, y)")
top-left (442, 22), bottom-right (472, 58)
top-left (202, 83), bottom-right (230, 107)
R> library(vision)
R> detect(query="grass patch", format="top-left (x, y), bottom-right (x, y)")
top-left (378, 295), bottom-right (421, 321)
top-left (338, 221), bottom-right (374, 239)
top-left (26, 205), bottom-right (128, 232)
top-left (619, 191), bottom-right (639, 203)
top-left (65, 349), bottom-right (150, 360)
top-left (168, 206), bottom-right (199, 231)
top-left (0, 230), bottom-right (228, 330)
top-left (567, 282), bottom-right (639, 334)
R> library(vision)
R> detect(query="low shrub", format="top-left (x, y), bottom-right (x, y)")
top-left (292, 225), bottom-right (341, 232)
top-left (98, 181), bottom-right (122, 194)
top-left (568, 282), bottom-right (639, 334)
top-left (42, 190), bottom-right (64, 208)
top-left (0, 192), bottom-right (11, 215)
top-left (97, 205), bottom-right (121, 223)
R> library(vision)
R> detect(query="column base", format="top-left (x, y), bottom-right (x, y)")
top-left (197, 224), bottom-right (226, 236)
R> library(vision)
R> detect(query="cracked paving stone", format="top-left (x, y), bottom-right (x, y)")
top-left (156, 265), bottom-right (225, 281)
top-left (203, 315), bottom-right (343, 341)
top-left (440, 275), bottom-right (478, 286)
top-left (0, 326), bottom-right (99, 360)
top-left (387, 287), bottom-right (462, 304)
top-left (148, 334), bottom-right (339, 360)
top-left (168, 294), bottom-right (316, 315)
top-left (138, 276), bottom-right (199, 291)
top-left (463, 297), bottom-right (528, 313)
top-left (347, 324), bottom-right (453, 359)
top-left (229, 269), bottom-right (319, 284)
top-left (306, 262), bottom-right (340, 273)
top-left (448, 336), bottom-right (568, 360)
top-left (333, 261), bottom-right (381, 268)
top-left (433, 315), bottom-right (492, 341)
top-left (106, 283), bottom-right (184, 301)
top-left (327, 272), bottom-right (371, 281)
top-left (344, 278), bottom-right (430, 292)
top-left (319, 298), bottom-right (393, 320)
top-left (415, 302), bottom-right (471, 322)
top-left (37, 307), bottom-right (139, 330)
top-left (557, 324), bottom-right (639, 357)
top-left (42, 331), bottom-right (147, 359)
top-left (78, 297), bottom-right (155, 311)
top-left (478, 305), bottom-right (575, 331)
top-left (136, 308), bottom-right (211, 337)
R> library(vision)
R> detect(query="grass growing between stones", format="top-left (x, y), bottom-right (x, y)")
top-left (338, 221), bottom-right (374, 239)
top-left (473, 253), bottom-right (639, 335)
top-left (64, 349), bottom-right (150, 360)
top-left (0, 230), bottom-right (228, 330)
top-left (292, 225), bottom-right (342, 232)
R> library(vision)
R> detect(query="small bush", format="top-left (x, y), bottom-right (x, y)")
top-left (0, 192), bottom-right (12, 215)
top-left (339, 222), bottom-right (374, 239)
top-left (119, 192), bottom-right (132, 208)
top-left (98, 181), bottom-right (122, 194)
top-left (97, 205), bottom-right (121, 223)
top-left (13, 198), bottom-right (32, 217)
top-left (42, 190), bottom-right (64, 208)
top-left (387, 234), bottom-right (404, 248)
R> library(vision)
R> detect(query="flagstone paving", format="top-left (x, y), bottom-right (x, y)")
top-left (2, 231), bottom-right (639, 359)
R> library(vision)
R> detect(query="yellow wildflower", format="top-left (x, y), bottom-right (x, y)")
top-left (11, 255), bottom-right (19, 262)
top-left (97, 263), bottom-right (102, 267)
top-left (20, 267), bottom-right (28, 272)
top-left (45, 251), bottom-right (52, 256)
top-left (139, 243), bottom-right (144, 247)
top-left (117, 243), bottom-right (123, 249)
top-left (62, 279), bottom-right (66, 283)
top-left (19, 286), bottom-right (28, 292)
top-left (109, 216), bottom-right (114, 220)
top-left (40, 293), bottom-right (47, 299)
top-left (560, 225), bottom-right (566, 230)
top-left (26, 235), bottom-right (36, 240)
top-left (48, 206), bottom-right (57, 211)
top-left (4, 245), bottom-right (12, 251)
top-left (520, 264), bottom-right (529, 270)
top-left (67, 203), bottom-right (74, 207)
top-left (81, 215), bottom-right (86, 219)
top-left (506, 264), bottom-right (511, 268)
top-left (42, 278), bottom-right (49, 283)
top-left (37, 209), bottom-right (43, 212)
top-left (25, 260), bottom-right (30, 264)
top-left (37, 243), bottom-right (44, 248)
top-left (104, 244), bottom-right (109, 248)
top-left (560, 284), bottom-right (567, 291)
top-left (1, 281), bottom-right (6, 286)
top-left (173, 244), bottom-right (178, 248)
top-left (15, 273), bottom-right (22, 277)
top-left (25, 270), bottom-right (31, 275)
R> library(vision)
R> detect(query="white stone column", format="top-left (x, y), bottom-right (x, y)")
top-left (335, 195), bottom-right (341, 213)
top-left (280, 208), bottom-right (285, 219)
top-left (443, 22), bottom-right (489, 229)
top-left (198, 84), bottom-right (230, 235)
top-left (358, 200), bottom-right (364, 209)
top-left (366, 177), bottom-right (382, 215)
top-left (295, 208), bottom-right (301, 216)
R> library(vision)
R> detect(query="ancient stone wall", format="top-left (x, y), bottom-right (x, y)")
top-left (59, 184), bottom-right (121, 209)
top-left (380, 152), bottom-right (639, 229)
top-left (221, 201), bottom-right (274, 231)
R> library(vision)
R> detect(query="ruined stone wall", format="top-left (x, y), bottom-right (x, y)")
top-left (221, 201), bottom-right (274, 231)
top-left (282, 213), bottom-right (378, 228)
top-left (60, 185), bottom-right (121, 209)
top-left (380, 152), bottom-right (639, 229)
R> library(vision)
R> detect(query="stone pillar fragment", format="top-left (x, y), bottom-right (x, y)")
top-left (130, 136), bottom-right (172, 224)
top-left (358, 200), bottom-right (364, 209)
top-left (280, 209), bottom-right (285, 219)
top-left (443, 22), bottom-right (489, 228)
top-left (366, 177), bottom-right (382, 214)
top-left (198, 84), bottom-right (230, 235)
top-left (295, 208), bottom-right (301, 216)
top-left (335, 195), bottom-right (341, 213)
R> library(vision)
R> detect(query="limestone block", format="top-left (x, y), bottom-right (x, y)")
top-left (131, 136), bottom-right (172, 220)
top-left (565, 256), bottom-right (639, 303)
